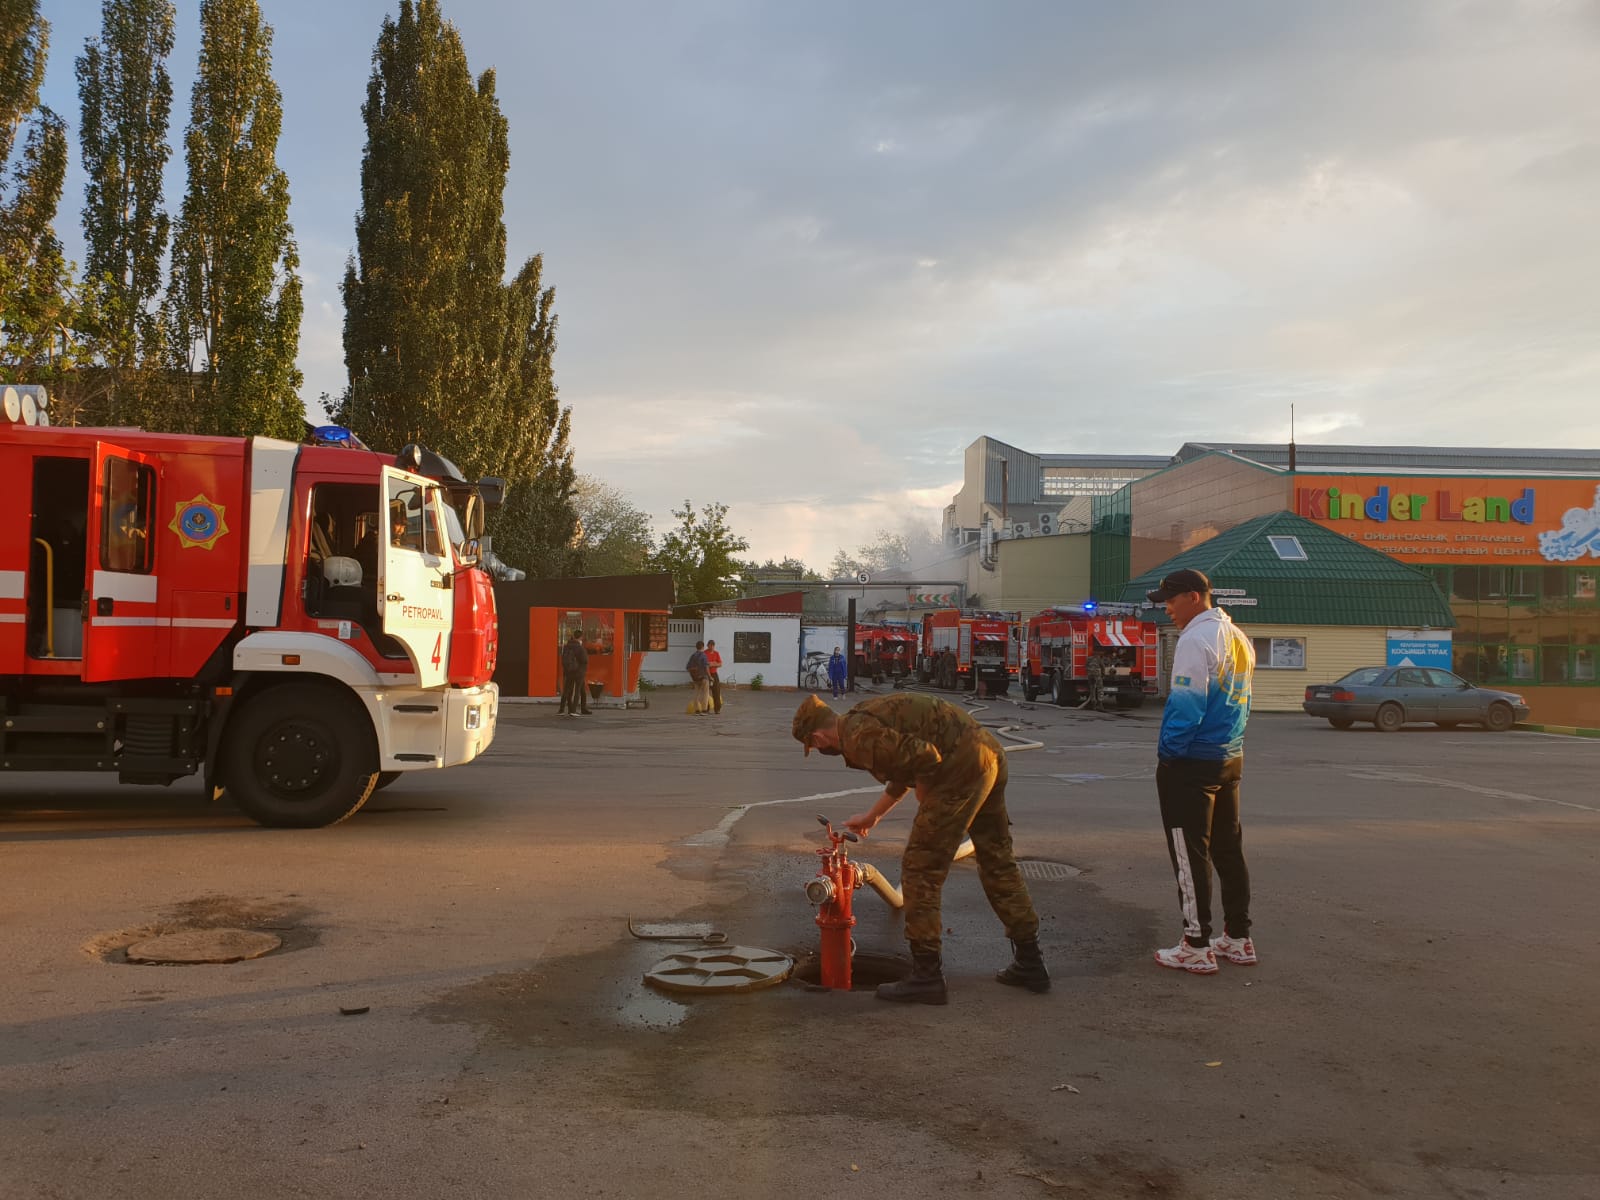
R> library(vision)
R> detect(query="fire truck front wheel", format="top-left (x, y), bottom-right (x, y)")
top-left (222, 684), bottom-right (380, 828)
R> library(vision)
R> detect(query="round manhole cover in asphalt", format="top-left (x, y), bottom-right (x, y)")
top-left (125, 928), bottom-right (283, 965)
top-left (644, 945), bottom-right (793, 995)
top-left (1017, 859), bottom-right (1082, 882)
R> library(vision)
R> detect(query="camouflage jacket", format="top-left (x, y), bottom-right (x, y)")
top-left (838, 693), bottom-right (992, 798)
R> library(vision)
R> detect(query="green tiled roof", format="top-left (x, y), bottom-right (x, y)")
top-left (1117, 511), bottom-right (1455, 628)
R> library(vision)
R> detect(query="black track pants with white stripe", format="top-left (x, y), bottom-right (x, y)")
top-left (1158, 756), bottom-right (1250, 948)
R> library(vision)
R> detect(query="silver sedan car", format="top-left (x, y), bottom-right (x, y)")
top-left (1303, 666), bottom-right (1530, 732)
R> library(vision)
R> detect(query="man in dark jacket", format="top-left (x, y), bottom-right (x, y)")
top-left (559, 630), bottom-right (590, 716)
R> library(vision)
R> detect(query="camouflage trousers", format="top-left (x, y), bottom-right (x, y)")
top-left (901, 733), bottom-right (1040, 955)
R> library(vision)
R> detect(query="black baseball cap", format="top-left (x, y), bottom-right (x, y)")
top-left (1146, 568), bottom-right (1212, 603)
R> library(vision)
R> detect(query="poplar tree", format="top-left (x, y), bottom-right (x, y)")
top-left (0, 0), bottom-right (77, 384)
top-left (75, 0), bottom-right (175, 424)
top-left (166, 0), bottom-right (302, 438)
top-left (340, 0), bottom-right (577, 575)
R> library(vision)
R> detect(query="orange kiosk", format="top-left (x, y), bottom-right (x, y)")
top-left (492, 574), bottom-right (674, 704)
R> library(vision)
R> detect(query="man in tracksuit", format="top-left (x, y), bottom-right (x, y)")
top-left (1146, 568), bottom-right (1257, 974)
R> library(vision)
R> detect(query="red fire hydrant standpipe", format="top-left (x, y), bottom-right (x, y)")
top-left (806, 815), bottom-right (864, 990)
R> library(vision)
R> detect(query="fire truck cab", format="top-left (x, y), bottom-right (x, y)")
top-left (852, 623), bottom-right (917, 683)
top-left (915, 608), bottom-right (1021, 695)
top-left (1021, 603), bottom-right (1156, 708)
top-left (1, 407), bottom-right (502, 827)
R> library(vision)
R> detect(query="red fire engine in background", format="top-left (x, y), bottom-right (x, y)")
top-left (915, 608), bottom-right (1022, 694)
top-left (1, 389), bottom-right (502, 828)
top-left (852, 623), bottom-right (917, 683)
top-left (1021, 603), bottom-right (1156, 708)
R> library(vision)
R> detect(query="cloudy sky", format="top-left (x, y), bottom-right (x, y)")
top-left (34, 0), bottom-right (1600, 568)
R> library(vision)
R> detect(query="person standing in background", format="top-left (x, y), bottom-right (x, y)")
top-left (559, 629), bottom-right (591, 716)
top-left (704, 639), bottom-right (724, 714)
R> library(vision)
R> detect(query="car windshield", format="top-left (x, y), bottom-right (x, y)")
top-left (1335, 667), bottom-right (1388, 686)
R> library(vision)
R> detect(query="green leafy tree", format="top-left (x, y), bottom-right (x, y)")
top-left (339, 0), bottom-right (576, 576)
top-left (165, 0), bottom-right (302, 438)
top-left (649, 501), bottom-right (751, 607)
top-left (0, 1), bottom-right (79, 385)
top-left (75, 0), bottom-right (175, 424)
top-left (571, 474), bottom-right (655, 577)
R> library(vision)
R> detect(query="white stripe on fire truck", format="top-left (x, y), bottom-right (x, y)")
top-left (0, 613), bottom-right (23, 623)
top-left (91, 570), bottom-right (158, 604)
top-left (89, 616), bottom-right (238, 628)
top-left (0, 569), bottom-right (23, 600)
top-left (245, 437), bottom-right (299, 628)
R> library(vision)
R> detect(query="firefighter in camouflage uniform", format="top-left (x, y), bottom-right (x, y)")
top-left (792, 692), bottom-right (1049, 1004)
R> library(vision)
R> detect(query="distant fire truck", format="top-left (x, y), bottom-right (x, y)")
top-left (852, 623), bottom-right (917, 683)
top-left (915, 608), bottom-right (1022, 694)
top-left (1021, 603), bottom-right (1156, 708)
top-left (1, 389), bottom-right (502, 827)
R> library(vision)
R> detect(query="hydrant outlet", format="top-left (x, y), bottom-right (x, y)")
top-left (804, 878), bottom-right (835, 906)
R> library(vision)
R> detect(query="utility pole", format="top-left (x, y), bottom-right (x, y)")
top-left (846, 598), bottom-right (857, 694)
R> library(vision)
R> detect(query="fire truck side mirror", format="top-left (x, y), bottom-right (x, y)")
top-left (475, 477), bottom-right (506, 509)
top-left (459, 537), bottom-right (482, 566)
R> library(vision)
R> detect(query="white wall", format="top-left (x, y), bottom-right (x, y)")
top-left (640, 619), bottom-right (703, 686)
top-left (702, 614), bottom-right (802, 687)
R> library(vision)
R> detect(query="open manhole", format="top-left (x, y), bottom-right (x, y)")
top-left (791, 952), bottom-right (909, 992)
top-left (125, 928), bottom-right (282, 965)
top-left (1018, 859), bottom-right (1082, 882)
top-left (644, 945), bottom-right (793, 994)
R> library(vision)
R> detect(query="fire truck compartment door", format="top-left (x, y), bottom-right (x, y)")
top-left (380, 467), bottom-right (451, 688)
top-left (82, 442), bottom-right (160, 682)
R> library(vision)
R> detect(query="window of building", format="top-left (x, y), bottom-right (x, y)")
top-left (1250, 636), bottom-right (1305, 669)
top-left (733, 631), bottom-right (771, 663)
top-left (1267, 535), bottom-right (1307, 561)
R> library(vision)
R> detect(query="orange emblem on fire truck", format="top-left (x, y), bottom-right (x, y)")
top-left (168, 493), bottom-right (230, 550)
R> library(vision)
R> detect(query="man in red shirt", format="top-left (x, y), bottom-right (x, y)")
top-left (704, 639), bottom-right (724, 714)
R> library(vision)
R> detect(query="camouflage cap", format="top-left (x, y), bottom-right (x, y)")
top-left (791, 694), bottom-right (837, 753)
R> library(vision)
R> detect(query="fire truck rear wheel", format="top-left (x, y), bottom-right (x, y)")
top-left (1053, 673), bottom-right (1071, 707)
top-left (1023, 679), bottom-right (1038, 702)
top-left (223, 684), bottom-right (380, 828)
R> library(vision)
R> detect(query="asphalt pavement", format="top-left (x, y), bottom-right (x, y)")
top-left (3, 685), bottom-right (1598, 1199)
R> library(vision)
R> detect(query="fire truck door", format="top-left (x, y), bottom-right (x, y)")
top-left (379, 467), bottom-right (452, 688)
top-left (82, 442), bottom-right (160, 681)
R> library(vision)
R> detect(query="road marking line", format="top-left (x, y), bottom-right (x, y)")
top-left (1347, 769), bottom-right (1600, 813)
top-left (683, 786), bottom-right (882, 847)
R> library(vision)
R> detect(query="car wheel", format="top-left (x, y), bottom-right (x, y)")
top-left (1484, 702), bottom-right (1514, 732)
top-left (1374, 703), bottom-right (1404, 733)
top-left (1329, 718), bottom-right (1354, 730)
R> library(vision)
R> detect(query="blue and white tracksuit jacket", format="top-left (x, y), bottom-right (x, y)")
top-left (1157, 607), bottom-right (1255, 763)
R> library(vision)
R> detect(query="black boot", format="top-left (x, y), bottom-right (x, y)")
top-left (996, 938), bottom-right (1050, 993)
top-left (877, 950), bottom-right (948, 1005)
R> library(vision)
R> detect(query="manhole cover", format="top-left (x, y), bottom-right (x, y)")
top-left (644, 945), bottom-right (793, 994)
top-left (1018, 859), bottom-right (1081, 881)
top-left (125, 928), bottom-right (283, 964)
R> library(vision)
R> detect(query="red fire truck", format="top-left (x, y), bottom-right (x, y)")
top-left (0, 411), bottom-right (502, 827)
top-left (1021, 603), bottom-right (1156, 708)
top-left (852, 623), bottom-right (918, 683)
top-left (915, 609), bottom-right (1021, 694)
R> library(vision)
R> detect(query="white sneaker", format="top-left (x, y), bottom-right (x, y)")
top-left (1210, 934), bottom-right (1257, 965)
top-left (1153, 939), bottom-right (1218, 974)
